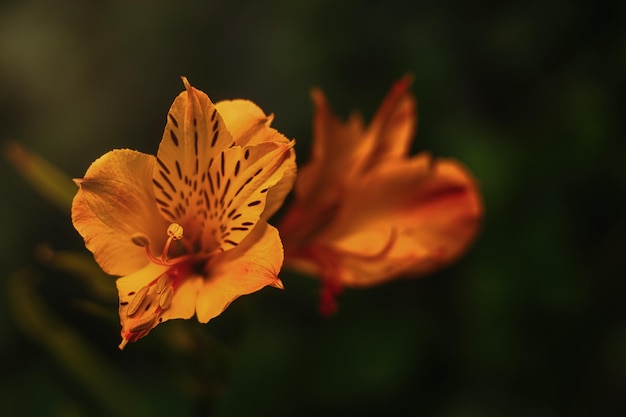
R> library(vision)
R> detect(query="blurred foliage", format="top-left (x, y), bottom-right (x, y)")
top-left (1, 0), bottom-right (625, 416)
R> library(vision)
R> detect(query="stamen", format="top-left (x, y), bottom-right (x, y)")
top-left (126, 286), bottom-right (149, 317)
top-left (155, 273), bottom-right (169, 294)
top-left (119, 337), bottom-right (129, 350)
top-left (159, 286), bottom-right (174, 310)
top-left (129, 312), bottom-right (158, 332)
top-left (131, 233), bottom-right (151, 247)
top-left (161, 222), bottom-right (184, 261)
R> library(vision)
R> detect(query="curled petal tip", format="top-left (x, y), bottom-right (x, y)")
top-left (271, 279), bottom-right (285, 290)
top-left (401, 72), bottom-right (415, 85)
top-left (391, 74), bottom-right (414, 95)
top-left (309, 87), bottom-right (325, 104)
top-left (180, 76), bottom-right (191, 90)
top-left (72, 178), bottom-right (83, 187)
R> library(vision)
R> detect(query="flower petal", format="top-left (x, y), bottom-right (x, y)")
top-left (152, 77), bottom-right (236, 246)
top-left (115, 262), bottom-right (203, 348)
top-left (262, 147), bottom-right (297, 220)
top-left (195, 220), bottom-right (283, 323)
top-left (295, 88), bottom-right (367, 210)
top-left (283, 80), bottom-right (415, 250)
top-left (71, 149), bottom-right (169, 276)
top-left (280, 90), bottom-right (367, 247)
top-left (364, 75), bottom-right (416, 168)
top-left (215, 99), bottom-right (289, 146)
top-left (215, 99), bottom-right (297, 219)
top-left (313, 154), bottom-right (483, 286)
top-left (200, 141), bottom-right (294, 252)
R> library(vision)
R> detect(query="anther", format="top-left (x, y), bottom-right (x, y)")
top-left (155, 273), bottom-right (169, 294)
top-left (167, 223), bottom-right (184, 240)
top-left (159, 286), bottom-right (174, 310)
top-left (162, 223), bottom-right (184, 261)
top-left (131, 233), bottom-right (151, 247)
top-left (126, 286), bottom-right (149, 317)
top-left (129, 312), bottom-right (158, 332)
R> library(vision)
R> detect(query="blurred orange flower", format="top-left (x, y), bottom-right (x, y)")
top-left (72, 78), bottom-right (295, 348)
top-left (279, 76), bottom-right (482, 314)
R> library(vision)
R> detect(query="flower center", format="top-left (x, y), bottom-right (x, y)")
top-left (119, 223), bottom-right (200, 349)
top-left (131, 222), bottom-right (186, 266)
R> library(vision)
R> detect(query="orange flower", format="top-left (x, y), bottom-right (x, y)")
top-left (72, 78), bottom-right (295, 349)
top-left (279, 76), bottom-right (482, 314)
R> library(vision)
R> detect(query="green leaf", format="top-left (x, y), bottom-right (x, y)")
top-left (35, 244), bottom-right (117, 302)
top-left (8, 268), bottom-right (154, 417)
top-left (4, 141), bottom-right (76, 212)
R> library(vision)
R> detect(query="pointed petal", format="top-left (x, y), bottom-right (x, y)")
top-left (295, 88), bottom-right (367, 209)
top-left (71, 150), bottom-right (169, 276)
top-left (215, 99), bottom-right (297, 219)
top-left (195, 220), bottom-right (283, 323)
top-left (152, 78), bottom-right (235, 245)
top-left (313, 154), bottom-right (483, 286)
top-left (215, 99), bottom-right (290, 146)
top-left (364, 75), bottom-right (416, 167)
top-left (263, 146), bottom-right (296, 220)
top-left (201, 141), bottom-right (294, 252)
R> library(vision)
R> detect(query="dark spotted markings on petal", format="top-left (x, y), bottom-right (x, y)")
top-left (157, 157), bottom-right (171, 175)
top-left (207, 173), bottom-right (215, 196)
top-left (161, 190), bottom-right (173, 201)
top-left (159, 171), bottom-right (176, 193)
top-left (210, 118), bottom-right (220, 148)
top-left (220, 179), bottom-right (231, 204)
top-left (168, 113), bottom-right (179, 128)
top-left (233, 177), bottom-right (254, 198)
top-left (154, 80), bottom-right (239, 246)
top-left (169, 130), bottom-right (179, 146)
top-left (247, 200), bottom-right (261, 207)
top-left (175, 161), bottom-right (182, 180)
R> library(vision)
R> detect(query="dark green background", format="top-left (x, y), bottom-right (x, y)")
top-left (1, 0), bottom-right (625, 416)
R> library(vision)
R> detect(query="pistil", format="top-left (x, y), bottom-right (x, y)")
top-left (130, 223), bottom-right (191, 267)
